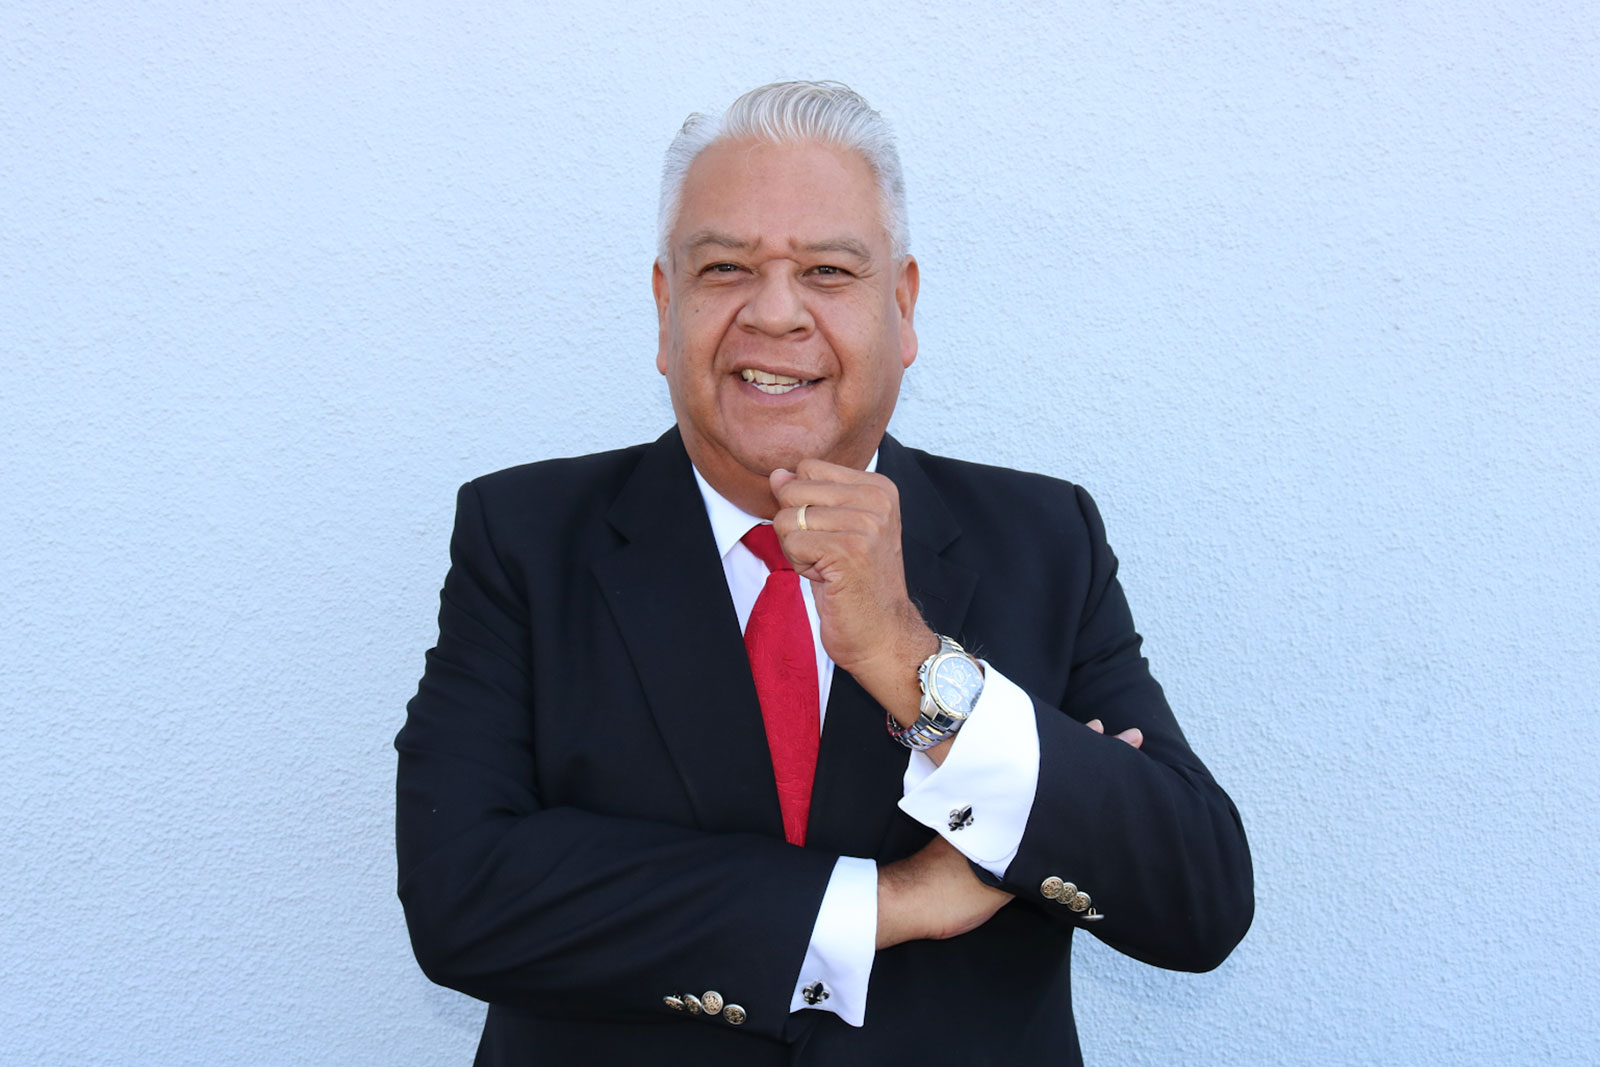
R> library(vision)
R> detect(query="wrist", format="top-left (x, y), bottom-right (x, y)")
top-left (840, 614), bottom-right (937, 727)
top-left (874, 857), bottom-right (927, 950)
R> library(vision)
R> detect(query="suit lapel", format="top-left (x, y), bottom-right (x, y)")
top-left (591, 429), bottom-right (785, 838)
top-left (804, 436), bottom-right (980, 858)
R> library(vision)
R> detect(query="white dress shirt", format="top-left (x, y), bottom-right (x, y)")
top-left (690, 461), bottom-right (1042, 1028)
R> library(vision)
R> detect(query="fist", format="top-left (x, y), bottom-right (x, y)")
top-left (769, 458), bottom-right (934, 679)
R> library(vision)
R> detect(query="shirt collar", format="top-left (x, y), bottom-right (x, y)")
top-left (691, 451), bottom-right (881, 561)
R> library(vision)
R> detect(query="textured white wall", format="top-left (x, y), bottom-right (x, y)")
top-left (3, 2), bottom-right (1596, 1064)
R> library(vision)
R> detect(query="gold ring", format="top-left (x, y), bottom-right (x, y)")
top-left (796, 504), bottom-right (809, 531)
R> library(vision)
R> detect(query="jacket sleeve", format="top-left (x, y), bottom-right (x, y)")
top-left (990, 484), bottom-right (1254, 972)
top-left (394, 480), bottom-right (839, 1040)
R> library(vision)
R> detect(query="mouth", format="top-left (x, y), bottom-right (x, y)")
top-left (739, 367), bottom-right (819, 395)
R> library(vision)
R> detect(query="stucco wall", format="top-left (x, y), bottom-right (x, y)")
top-left (3, 2), bottom-right (1596, 1064)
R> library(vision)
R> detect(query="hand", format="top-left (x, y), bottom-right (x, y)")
top-left (769, 460), bottom-right (934, 684)
top-left (1086, 718), bottom-right (1144, 749)
top-left (875, 836), bottom-right (1014, 949)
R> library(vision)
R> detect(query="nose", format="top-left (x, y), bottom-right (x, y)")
top-left (735, 268), bottom-right (813, 337)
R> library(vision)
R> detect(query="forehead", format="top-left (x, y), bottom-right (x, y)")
top-left (672, 138), bottom-right (888, 255)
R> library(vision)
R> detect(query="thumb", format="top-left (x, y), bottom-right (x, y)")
top-left (770, 467), bottom-right (797, 493)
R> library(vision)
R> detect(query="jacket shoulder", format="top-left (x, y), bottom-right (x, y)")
top-left (449, 441), bottom-right (659, 567)
top-left (897, 444), bottom-right (1100, 536)
top-left (464, 441), bottom-right (652, 521)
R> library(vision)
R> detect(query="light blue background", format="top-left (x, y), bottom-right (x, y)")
top-left (3, 3), bottom-right (1596, 1064)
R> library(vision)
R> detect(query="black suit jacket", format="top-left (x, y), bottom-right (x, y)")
top-left (396, 428), bottom-right (1253, 1065)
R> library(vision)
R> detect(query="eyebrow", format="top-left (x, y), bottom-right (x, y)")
top-left (684, 230), bottom-right (757, 254)
top-left (681, 231), bottom-right (874, 261)
top-left (798, 238), bottom-right (873, 260)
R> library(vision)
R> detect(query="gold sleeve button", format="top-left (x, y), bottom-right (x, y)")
top-left (1067, 891), bottom-right (1092, 912)
top-left (723, 1003), bottom-right (747, 1025)
top-left (682, 993), bottom-right (703, 1014)
top-left (663, 995), bottom-right (685, 1011)
top-left (1040, 876), bottom-right (1065, 900)
top-left (701, 990), bottom-right (724, 1015)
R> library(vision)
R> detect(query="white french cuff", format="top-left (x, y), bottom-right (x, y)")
top-left (790, 855), bottom-right (876, 1027)
top-left (899, 662), bottom-right (1040, 878)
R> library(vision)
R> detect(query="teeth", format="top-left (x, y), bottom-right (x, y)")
top-left (740, 368), bottom-right (808, 394)
top-left (741, 368), bottom-right (803, 385)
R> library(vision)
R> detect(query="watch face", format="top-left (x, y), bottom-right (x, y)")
top-left (931, 655), bottom-right (984, 713)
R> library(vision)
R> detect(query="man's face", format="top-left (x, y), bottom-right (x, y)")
top-left (653, 138), bottom-right (918, 504)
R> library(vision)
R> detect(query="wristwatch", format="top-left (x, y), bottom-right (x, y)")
top-left (887, 635), bottom-right (985, 750)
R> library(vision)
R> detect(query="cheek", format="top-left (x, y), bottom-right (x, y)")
top-left (679, 301), bottom-right (726, 351)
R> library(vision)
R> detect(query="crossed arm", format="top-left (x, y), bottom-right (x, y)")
top-left (397, 460), bottom-right (1252, 1040)
top-left (765, 461), bottom-right (1162, 952)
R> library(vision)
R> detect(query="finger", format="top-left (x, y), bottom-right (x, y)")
top-left (769, 467), bottom-right (798, 494)
top-left (794, 456), bottom-right (881, 484)
top-left (771, 528), bottom-right (866, 583)
top-left (773, 503), bottom-right (877, 541)
top-left (1115, 727), bottom-right (1144, 749)
top-left (774, 497), bottom-right (867, 538)
top-left (774, 476), bottom-right (895, 513)
top-left (1086, 718), bottom-right (1105, 734)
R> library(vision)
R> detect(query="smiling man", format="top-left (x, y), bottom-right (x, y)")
top-left (653, 136), bottom-right (914, 509)
top-left (397, 81), bottom-right (1253, 1066)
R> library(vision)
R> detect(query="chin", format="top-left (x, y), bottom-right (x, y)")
top-left (728, 430), bottom-right (827, 476)
top-left (736, 446), bottom-right (807, 478)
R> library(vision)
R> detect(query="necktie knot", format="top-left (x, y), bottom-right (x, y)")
top-left (741, 523), bottom-right (792, 573)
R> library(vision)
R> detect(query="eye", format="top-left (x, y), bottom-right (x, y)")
top-left (807, 264), bottom-right (852, 279)
top-left (703, 262), bottom-right (742, 274)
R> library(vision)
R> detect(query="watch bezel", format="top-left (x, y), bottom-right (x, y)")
top-left (926, 652), bottom-right (984, 720)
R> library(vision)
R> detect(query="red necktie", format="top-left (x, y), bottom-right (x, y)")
top-left (740, 523), bottom-right (820, 846)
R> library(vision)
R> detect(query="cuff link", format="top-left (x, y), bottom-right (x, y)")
top-left (948, 805), bottom-right (974, 831)
top-left (802, 980), bottom-right (830, 1006)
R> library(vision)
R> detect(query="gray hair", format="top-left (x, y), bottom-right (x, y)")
top-left (656, 80), bottom-right (910, 261)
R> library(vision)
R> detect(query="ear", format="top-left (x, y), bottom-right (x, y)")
top-left (652, 258), bottom-right (670, 375)
top-left (895, 254), bottom-right (920, 370)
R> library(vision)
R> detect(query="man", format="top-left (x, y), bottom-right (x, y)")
top-left (397, 80), bottom-right (1252, 1065)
